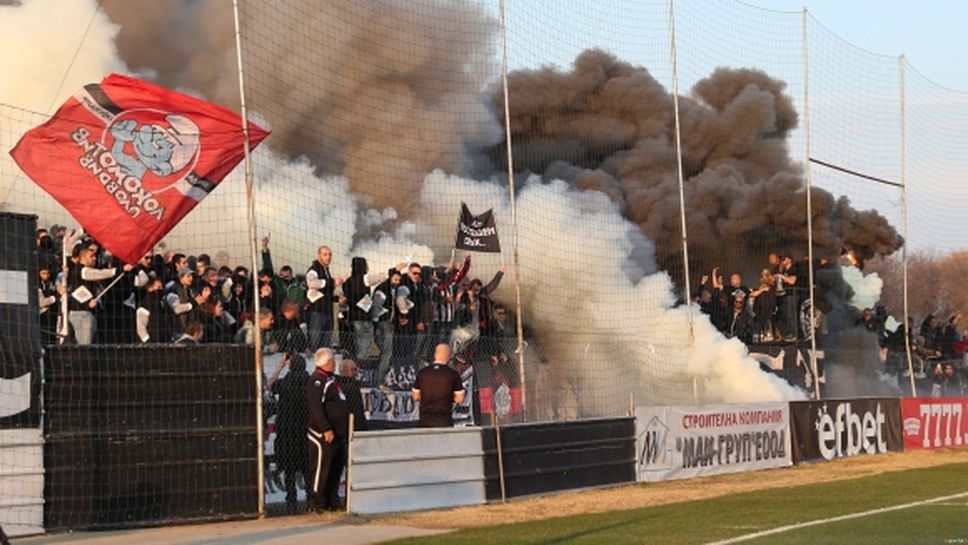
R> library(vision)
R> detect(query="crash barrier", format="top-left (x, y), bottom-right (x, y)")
top-left (484, 418), bottom-right (636, 500)
top-left (0, 213), bottom-right (43, 537)
top-left (43, 345), bottom-right (258, 531)
top-left (347, 426), bottom-right (486, 514)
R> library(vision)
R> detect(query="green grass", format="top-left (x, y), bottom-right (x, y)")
top-left (385, 462), bottom-right (968, 545)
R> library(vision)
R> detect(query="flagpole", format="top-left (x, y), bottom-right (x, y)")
top-left (232, 0), bottom-right (265, 518)
top-left (58, 229), bottom-right (77, 343)
top-left (499, 0), bottom-right (527, 417)
top-left (92, 272), bottom-right (126, 303)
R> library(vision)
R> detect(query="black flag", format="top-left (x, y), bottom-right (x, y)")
top-left (455, 203), bottom-right (501, 253)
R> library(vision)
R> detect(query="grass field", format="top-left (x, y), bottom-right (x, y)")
top-left (384, 462), bottom-right (968, 545)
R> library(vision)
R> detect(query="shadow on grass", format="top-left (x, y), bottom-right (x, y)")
top-left (533, 516), bottom-right (643, 545)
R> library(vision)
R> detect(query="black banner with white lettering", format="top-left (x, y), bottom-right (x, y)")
top-left (790, 398), bottom-right (902, 463)
top-left (455, 203), bottom-right (500, 253)
top-left (0, 212), bottom-right (41, 429)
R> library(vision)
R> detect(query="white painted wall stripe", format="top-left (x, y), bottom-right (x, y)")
top-left (0, 270), bottom-right (29, 305)
top-left (704, 491), bottom-right (968, 545)
top-left (0, 372), bottom-right (31, 418)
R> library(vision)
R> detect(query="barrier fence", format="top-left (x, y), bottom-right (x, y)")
top-left (1, 0), bottom-right (968, 536)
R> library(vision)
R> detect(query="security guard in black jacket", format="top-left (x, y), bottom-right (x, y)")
top-left (305, 348), bottom-right (350, 512)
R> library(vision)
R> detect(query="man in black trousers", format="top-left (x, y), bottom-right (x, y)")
top-left (305, 348), bottom-right (350, 512)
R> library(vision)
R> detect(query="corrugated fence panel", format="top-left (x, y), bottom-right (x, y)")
top-left (486, 418), bottom-right (637, 500)
top-left (0, 428), bottom-right (44, 537)
top-left (349, 427), bottom-right (486, 514)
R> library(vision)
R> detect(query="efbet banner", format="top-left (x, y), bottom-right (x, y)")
top-left (900, 397), bottom-right (968, 451)
top-left (455, 202), bottom-right (501, 253)
top-left (789, 398), bottom-right (903, 463)
top-left (635, 403), bottom-right (791, 482)
top-left (9, 73), bottom-right (269, 263)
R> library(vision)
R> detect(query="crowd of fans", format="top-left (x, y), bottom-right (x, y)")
top-left (693, 251), bottom-right (968, 397)
top-left (867, 310), bottom-right (968, 397)
top-left (35, 227), bottom-right (517, 392)
top-left (693, 252), bottom-right (817, 345)
top-left (37, 224), bottom-right (967, 400)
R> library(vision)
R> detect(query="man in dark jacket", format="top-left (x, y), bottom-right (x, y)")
top-left (305, 348), bottom-right (350, 512)
top-left (268, 352), bottom-right (309, 513)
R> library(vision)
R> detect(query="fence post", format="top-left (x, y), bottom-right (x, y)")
top-left (491, 412), bottom-right (507, 503)
top-left (667, 0), bottom-right (698, 403)
top-left (802, 7), bottom-right (821, 400)
top-left (899, 55), bottom-right (916, 397)
top-left (232, 0), bottom-right (265, 517)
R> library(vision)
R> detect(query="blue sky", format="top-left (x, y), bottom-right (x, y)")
top-left (503, 0), bottom-right (967, 91)
top-left (765, 0), bottom-right (967, 90)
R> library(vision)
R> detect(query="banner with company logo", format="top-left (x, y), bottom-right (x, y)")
top-left (900, 397), bottom-right (968, 450)
top-left (790, 398), bottom-right (902, 463)
top-left (9, 73), bottom-right (269, 263)
top-left (634, 403), bottom-right (791, 482)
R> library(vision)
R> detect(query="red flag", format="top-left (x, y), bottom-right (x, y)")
top-left (9, 73), bottom-right (269, 263)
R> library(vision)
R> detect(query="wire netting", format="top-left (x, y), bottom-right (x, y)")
top-left (0, 0), bottom-right (967, 528)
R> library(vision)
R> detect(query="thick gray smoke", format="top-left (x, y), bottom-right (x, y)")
top-left (492, 49), bottom-right (903, 281)
top-left (99, 0), bottom-right (502, 213)
top-left (6, 0), bottom-right (905, 410)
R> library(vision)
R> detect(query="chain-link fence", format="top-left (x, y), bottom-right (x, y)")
top-left (1, 0), bottom-right (967, 526)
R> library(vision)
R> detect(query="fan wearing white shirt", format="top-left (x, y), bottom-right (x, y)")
top-left (305, 246), bottom-right (340, 351)
top-left (67, 247), bottom-right (131, 345)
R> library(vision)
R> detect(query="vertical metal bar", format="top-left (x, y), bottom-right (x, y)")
top-left (232, 0), bottom-right (265, 517)
top-left (491, 412), bottom-right (507, 503)
top-left (59, 230), bottom-right (72, 343)
top-left (346, 413), bottom-right (354, 512)
top-left (899, 55), bottom-right (916, 397)
top-left (499, 0), bottom-right (527, 415)
top-left (668, 0), bottom-right (697, 402)
top-left (802, 7), bottom-right (821, 400)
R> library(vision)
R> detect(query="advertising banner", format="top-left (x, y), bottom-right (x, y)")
top-left (900, 397), bottom-right (968, 450)
top-left (790, 398), bottom-right (903, 463)
top-left (635, 403), bottom-right (791, 482)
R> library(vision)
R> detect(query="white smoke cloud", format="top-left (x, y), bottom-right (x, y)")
top-left (0, 0), bottom-right (126, 220)
top-left (415, 171), bottom-right (804, 414)
top-left (0, 0), bottom-right (124, 111)
top-left (841, 265), bottom-right (883, 311)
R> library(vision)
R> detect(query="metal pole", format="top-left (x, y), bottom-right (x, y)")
top-left (232, 0), bottom-right (265, 517)
top-left (802, 8), bottom-right (821, 400)
top-left (499, 0), bottom-right (527, 415)
top-left (491, 412), bottom-right (507, 503)
top-left (346, 413), bottom-right (354, 513)
top-left (58, 230), bottom-right (74, 343)
top-left (668, 0), bottom-right (697, 402)
top-left (899, 55), bottom-right (916, 397)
